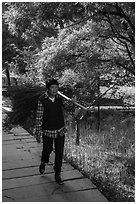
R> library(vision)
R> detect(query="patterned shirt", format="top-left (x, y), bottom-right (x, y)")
top-left (35, 93), bottom-right (73, 139)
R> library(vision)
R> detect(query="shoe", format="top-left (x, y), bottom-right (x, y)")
top-left (55, 174), bottom-right (64, 185)
top-left (39, 162), bottom-right (45, 174)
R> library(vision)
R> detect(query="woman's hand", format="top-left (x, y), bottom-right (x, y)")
top-left (34, 131), bottom-right (42, 143)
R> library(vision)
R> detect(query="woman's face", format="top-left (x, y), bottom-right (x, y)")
top-left (48, 84), bottom-right (59, 97)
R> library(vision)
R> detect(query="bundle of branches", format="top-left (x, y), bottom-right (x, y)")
top-left (5, 85), bottom-right (45, 133)
top-left (4, 85), bottom-right (89, 134)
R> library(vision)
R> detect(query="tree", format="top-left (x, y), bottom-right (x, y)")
top-left (3, 2), bottom-right (134, 84)
top-left (81, 2), bottom-right (135, 75)
top-left (2, 3), bottom-right (33, 79)
top-left (2, 2), bottom-right (86, 79)
top-left (36, 19), bottom-right (134, 91)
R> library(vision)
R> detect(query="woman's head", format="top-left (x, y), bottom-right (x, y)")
top-left (46, 79), bottom-right (59, 97)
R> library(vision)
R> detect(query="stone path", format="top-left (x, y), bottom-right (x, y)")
top-left (2, 127), bottom-right (108, 202)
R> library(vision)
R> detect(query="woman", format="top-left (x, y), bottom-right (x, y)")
top-left (35, 78), bottom-right (75, 185)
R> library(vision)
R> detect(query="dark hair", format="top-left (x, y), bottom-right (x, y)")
top-left (46, 78), bottom-right (59, 89)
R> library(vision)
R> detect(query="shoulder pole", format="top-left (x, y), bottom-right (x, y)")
top-left (57, 91), bottom-right (87, 110)
top-left (40, 81), bottom-right (87, 110)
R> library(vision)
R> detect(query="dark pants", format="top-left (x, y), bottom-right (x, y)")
top-left (41, 133), bottom-right (65, 174)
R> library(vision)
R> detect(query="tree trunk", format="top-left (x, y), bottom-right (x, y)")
top-left (97, 75), bottom-right (100, 131)
top-left (76, 120), bottom-right (80, 145)
top-left (5, 65), bottom-right (11, 86)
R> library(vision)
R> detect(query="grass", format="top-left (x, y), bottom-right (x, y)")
top-left (64, 112), bottom-right (135, 202)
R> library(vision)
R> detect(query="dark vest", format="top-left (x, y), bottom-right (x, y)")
top-left (39, 94), bottom-right (65, 130)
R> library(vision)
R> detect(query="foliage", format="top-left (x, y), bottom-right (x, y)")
top-left (2, 2), bottom-right (85, 80)
top-left (64, 111), bottom-right (135, 201)
top-left (83, 2), bottom-right (135, 75)
top-left (3, 2), bottom-right (85, 40)
top-left (3, 3), bottom-right (30, 74)
top-left (3, 2), bottom-right (135, 82)
top-left (5, 86), bottom-right (45, 128)
top-left (34, 19), bottom-right (134, 105)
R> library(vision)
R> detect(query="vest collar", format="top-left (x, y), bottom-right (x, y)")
top-left (44, 92), bottom-right (59, 99)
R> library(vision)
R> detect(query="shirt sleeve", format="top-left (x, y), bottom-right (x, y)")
top-left (35, 100), bottom-right (44, 133)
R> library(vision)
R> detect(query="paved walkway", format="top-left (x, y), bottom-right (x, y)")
top-left (2, 126), bottom-right (108, 202)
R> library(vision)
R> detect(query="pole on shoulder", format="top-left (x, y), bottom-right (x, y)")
top-left (57, 91), bottom-right (87, 110)
top-left (40, 81), bottom-right (87, 110)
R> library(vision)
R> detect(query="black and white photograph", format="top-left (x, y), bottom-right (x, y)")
top-left (2, 1), bottom-right (135, 202)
